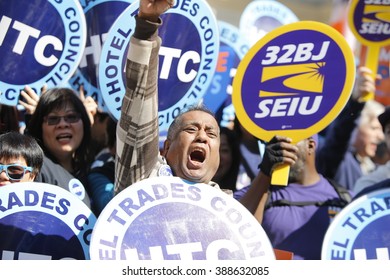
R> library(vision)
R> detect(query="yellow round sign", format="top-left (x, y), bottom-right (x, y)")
top-left (348, 0), bottom-right (390, 47)
top-left (232, 21), bottom-right (356, 142)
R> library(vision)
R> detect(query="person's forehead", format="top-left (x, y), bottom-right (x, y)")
top-left (0, 157), bottom-right (27, 165)
top-left (48, 103), bottom-right (76, 114)
top-left (181, 111), bottom-right (218, 126)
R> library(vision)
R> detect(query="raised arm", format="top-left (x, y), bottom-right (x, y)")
top-left (115, 0), bottom-right (174, 194)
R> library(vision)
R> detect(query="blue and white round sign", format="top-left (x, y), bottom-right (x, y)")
top-left (68, 0), bottom-right (134, 110)
top-left (0, 0), bottom-right (86, 106)
top-left (0, 182), bottom-right (96, 260)
top-left (99, 0), bottom-right (219, 131)
top-left (90, 176), bottom-right (275, 260)
top-left (322, 188), bottom-right (390, 260)
top-left (239, 0), bottom-right (298, 47)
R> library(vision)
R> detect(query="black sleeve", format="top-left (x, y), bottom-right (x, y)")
top-left (133, 15), bottom-right (161, 41)
top-left (316, 100), bottom-right (365, 178)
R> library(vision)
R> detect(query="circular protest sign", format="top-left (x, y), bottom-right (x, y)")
top-left (68, 0), bottom-right (134, 110)
top-left (232, 21), bottom-right (355, 185)
top-left (0, 182), bottom-right (96, 260)
top-left (348, 0), bottom-right (390, 101)
top-left (203, 21), bottom-right (250, 121)
top-left (239, 0), bottom-right (298, 47)
top-left (99, 0), bottom-right (219, 131)
top-left (348, 0), bottom-right (390, 47)
top-left (0, 0), bottom-right (86, 106)
top-left (232, 21), bottom-right (355, 143)
top-left (322, 188), bottom-right (390, 260)
top-left (90, 176), bottom-right (275, 260)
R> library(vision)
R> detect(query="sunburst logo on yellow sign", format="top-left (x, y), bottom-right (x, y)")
top-left (259, 62), bottom-right (326, 97)
top-left (363, 5), bottom-right (390, 24)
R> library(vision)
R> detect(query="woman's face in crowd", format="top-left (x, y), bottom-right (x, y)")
top-left (42, 104), bottom-right (84, 161)
top-left (355, 117), bottom-right (384, 158)
top-left (0, 157), bottom-right (34, 186)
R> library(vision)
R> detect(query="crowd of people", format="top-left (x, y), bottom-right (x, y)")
top-left (1, 0), bottom-right (390, 260)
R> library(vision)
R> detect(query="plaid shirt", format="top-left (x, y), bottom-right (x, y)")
top-left (115, 34), bottom-right (162, 194)
top-left (115, 18), bottom-right (226, 195)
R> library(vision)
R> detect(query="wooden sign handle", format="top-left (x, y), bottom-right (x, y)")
top-left (271, 164), bottom-right (290, 186)
top-left (360, 45), bottom-right (380, 102)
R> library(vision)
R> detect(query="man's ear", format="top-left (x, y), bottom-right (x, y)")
top-left (162, 139), bottom-right (170, 157)
top-left (307, 137), bottom-right (316, 153)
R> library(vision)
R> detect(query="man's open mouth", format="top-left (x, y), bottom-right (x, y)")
top-left (190, 148), bottom-right (205, 163)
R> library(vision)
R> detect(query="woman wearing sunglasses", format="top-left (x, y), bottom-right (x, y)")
top-left (0, 132), bottom-right (43, 186)
top-left (25, 88), bottom-right (93, 209)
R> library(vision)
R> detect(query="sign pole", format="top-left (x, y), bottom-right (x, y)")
top-left (271, 164), bottom-right (290, 186)
top-left (362, 46), bottom-right (381, 101)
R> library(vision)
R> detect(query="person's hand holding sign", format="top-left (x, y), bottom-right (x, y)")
top-left (352, 66), bottom-right (382, 102)
top-left (79, 85), bottom-right (97, 126)
top-left (259, 136), bottom-right (298, 177)
top-left (18, 85), bottom-right (47, 115)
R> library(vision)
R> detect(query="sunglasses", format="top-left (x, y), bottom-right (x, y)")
top-left (0, 164), bottom-right (33, 181)
top-left (44, 114), bottom-right (81, 126)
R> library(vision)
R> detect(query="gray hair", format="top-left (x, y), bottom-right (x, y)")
top-left (166, 103), bottom-right (217, 140)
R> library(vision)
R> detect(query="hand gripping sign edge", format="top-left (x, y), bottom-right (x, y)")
top-left (232, 20), bottom-right (356, 143)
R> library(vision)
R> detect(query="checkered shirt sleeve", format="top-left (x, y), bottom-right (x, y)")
top-left (115, 36), bottom-right (162, 194)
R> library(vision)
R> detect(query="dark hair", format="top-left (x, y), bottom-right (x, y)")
top-left (106, 116), bottom-right (117, 149)
top-left (26, 87), bottom-right (92, 172)
top-left (167, 103), bottom-right (218, 140)
top-left (0, 104), bottom-right (20, 134)
top-left (95, 111), bottom-right (109, 123)
top-left (214, 127), bottom-right (241, 192)
top-left (379, 106), bottom-right (390, 132)
top-left (0, 131), bottom-right (44, 176)
top-left (233, 115), bottom-right (243, 139)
